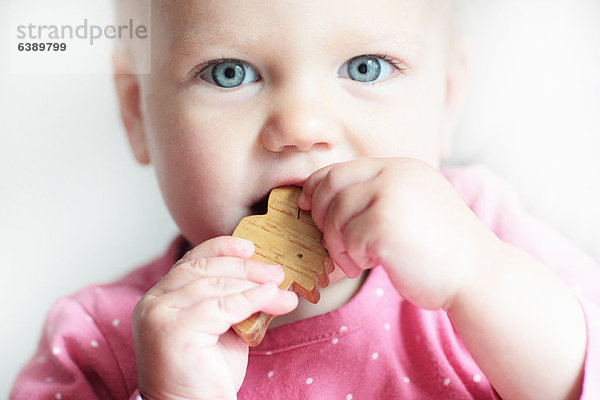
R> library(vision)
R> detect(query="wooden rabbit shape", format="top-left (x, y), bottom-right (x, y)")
top-left (232, 186), bottom-right (332, 346)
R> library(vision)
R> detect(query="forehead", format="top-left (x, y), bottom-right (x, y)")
top-left (153, 0), bottom-right (447, 53)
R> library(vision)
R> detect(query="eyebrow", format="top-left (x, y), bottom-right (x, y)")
top-left (170, 25), bottom-right (424, 60)
top-left (349, 29), bottom-right (424, 51)
top-left (171, 29), bottom-right (261, 58)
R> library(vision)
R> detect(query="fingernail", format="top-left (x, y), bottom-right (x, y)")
top-left (262, 282), bottom-right (279, 292)
top-left (236, 238), bottom-right (255, 255)
top-left (282, 290), bottom-right (299, 305)
top-left (297, 192), bottom-right (306, 207)
top-left (267, 264), bottom-right (283, 275)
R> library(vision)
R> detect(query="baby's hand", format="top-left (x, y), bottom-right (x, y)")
top-left (132, 236), bottom-right (298, 400)
top-left (299, 158), bottom-right (500, 310)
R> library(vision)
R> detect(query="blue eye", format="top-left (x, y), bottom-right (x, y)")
top-left (197, 59), bottom-right (259, 88)
top-left (338, 55), bottom-right (397, 83)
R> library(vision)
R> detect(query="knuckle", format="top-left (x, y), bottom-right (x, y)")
top-left (329, 198), bottom-right (345, 228)
top-left (131, 301), bottom-right (146, 325)
top-left (133, 298), bottom-right (163, 330)
top-left (324, 217), bottom-right (341, 242)
top-left (215, 295), bottom-right (231, 316)
top-left (324, 168), bottom-right (340, 189)
top-left (189, 256), bottom-right (209, 274)
top-left (205, 276), bottom-right (226, 291)
top-left (341, 229), bottom-right (355, 252)
top-left (172, 251), bottom-right (194, 269)
top-left (365, 238), bottom-right (385, 264)
top-left (132, 294), bottom-right (152, 316)
top-left (178, 249), bottom-right (195, 264)
top-left (239, 258), bottom-right (253, 277)
top-left (370, 201), bottom-right (390, 227)
top-left (213, 236), bottom-right (229, 254)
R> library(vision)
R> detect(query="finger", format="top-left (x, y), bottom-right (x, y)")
top-left (298, 163), bottom-right (339, 211)
top-left (328, 250), bottom-right (363, 279)
top-left (320, 183), bottom-right (376, 278)
top-left (343, 209), bottom-right (386, 270)
top-left (154, 257), bottom-right (285, 294)
top-left (175, 236), bottom-right (255, 267)
top-left (322, 181), bottom-right (375, 240)
top-left (303, 158), bottom-right (382, 201)
top-left (159, 277), bottom-right (261, 309)
top-left (180, 284), bottom-right (299, 336)
top-left (308, 160), bottom-right (382, 230)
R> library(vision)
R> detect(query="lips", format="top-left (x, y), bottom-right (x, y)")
top-left (248, 178), bottom-right (307, 216)
top-left (250, 193), bottom-right (270, 215)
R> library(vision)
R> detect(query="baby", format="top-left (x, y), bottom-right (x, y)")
top-left (11, 1), bottom-right (600, 399)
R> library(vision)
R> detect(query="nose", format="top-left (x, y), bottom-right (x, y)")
top-left (259, 84), bottom-right (343, 153)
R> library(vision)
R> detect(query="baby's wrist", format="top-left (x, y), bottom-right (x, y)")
top-left (446, 235), bottom-right (506, 313)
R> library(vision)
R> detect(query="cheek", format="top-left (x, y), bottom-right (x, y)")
top-left (346, 89), bottom-right (445, 165)
top-left (389, 74), bottom-right (447, 164)
top-left (144, 92), bottom-right (262, 243)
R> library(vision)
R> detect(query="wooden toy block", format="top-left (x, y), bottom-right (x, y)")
top-left (231, 186), bottom-right (333, 346)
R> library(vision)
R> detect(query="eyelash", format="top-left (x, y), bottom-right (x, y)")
top-left (193, 53), bottom-right (406, 80)
top-left (194, 58), bottom-right (244, 79)
top-left (368, 53), bottom-right (407, 73)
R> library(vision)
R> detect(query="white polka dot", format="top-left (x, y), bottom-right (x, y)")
top-left (45, 377), bottom-right (54, 383)
top-left (375, 288), bottom-right (384, 297)
top-left (340, 326), bottom-right (348, 333)
top-left (371, 352), bottom-right (379, 360)
top-left (52, 347), bottom-right (61, 355)
top-left (55, 393), bottom-right (62, 399)
top-left (403, 376), bottom-right (411, 383)
top-left (473, 373), bottom-right (482, 383)
top-left (332, 338), bottom-right (339, 344)
top-left (443, 378), bottom-right (451, 386)
top-left (266, 351), bottom-right (273, 355)
top-left (384, 323), bottom-right (391, 330)
top-left (91, 340), bottom-right (99, 348)
top-left (136, 396), bottom-right (142, 400)
top-left (112, 319), bottom-right (120, 327)
top-left (346, 394), bottom-right (353, 400)
top-left (306, 377), bottom-right (313, 384)
top-left (85, 315), bottom-right (93, 323)
top-left (267, 370), bottom-right (274, 378)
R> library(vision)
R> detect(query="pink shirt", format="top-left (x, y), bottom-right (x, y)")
top-left (11, 165), bottom-right (600, 399)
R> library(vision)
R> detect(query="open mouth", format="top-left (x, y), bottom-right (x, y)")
top-left (250, 193), bottom-right (270, 215)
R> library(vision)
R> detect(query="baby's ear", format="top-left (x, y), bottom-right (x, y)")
top-left (440, 41), bottom-right (470, 160)
top-left (112, 49), bottom-right (150, 165)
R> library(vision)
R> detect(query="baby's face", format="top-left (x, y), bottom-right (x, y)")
top-left (130, 0), bottom-right (463, 245)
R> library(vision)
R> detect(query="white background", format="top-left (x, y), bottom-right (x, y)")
top-left (1, 1), bottom-right (599, 397)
